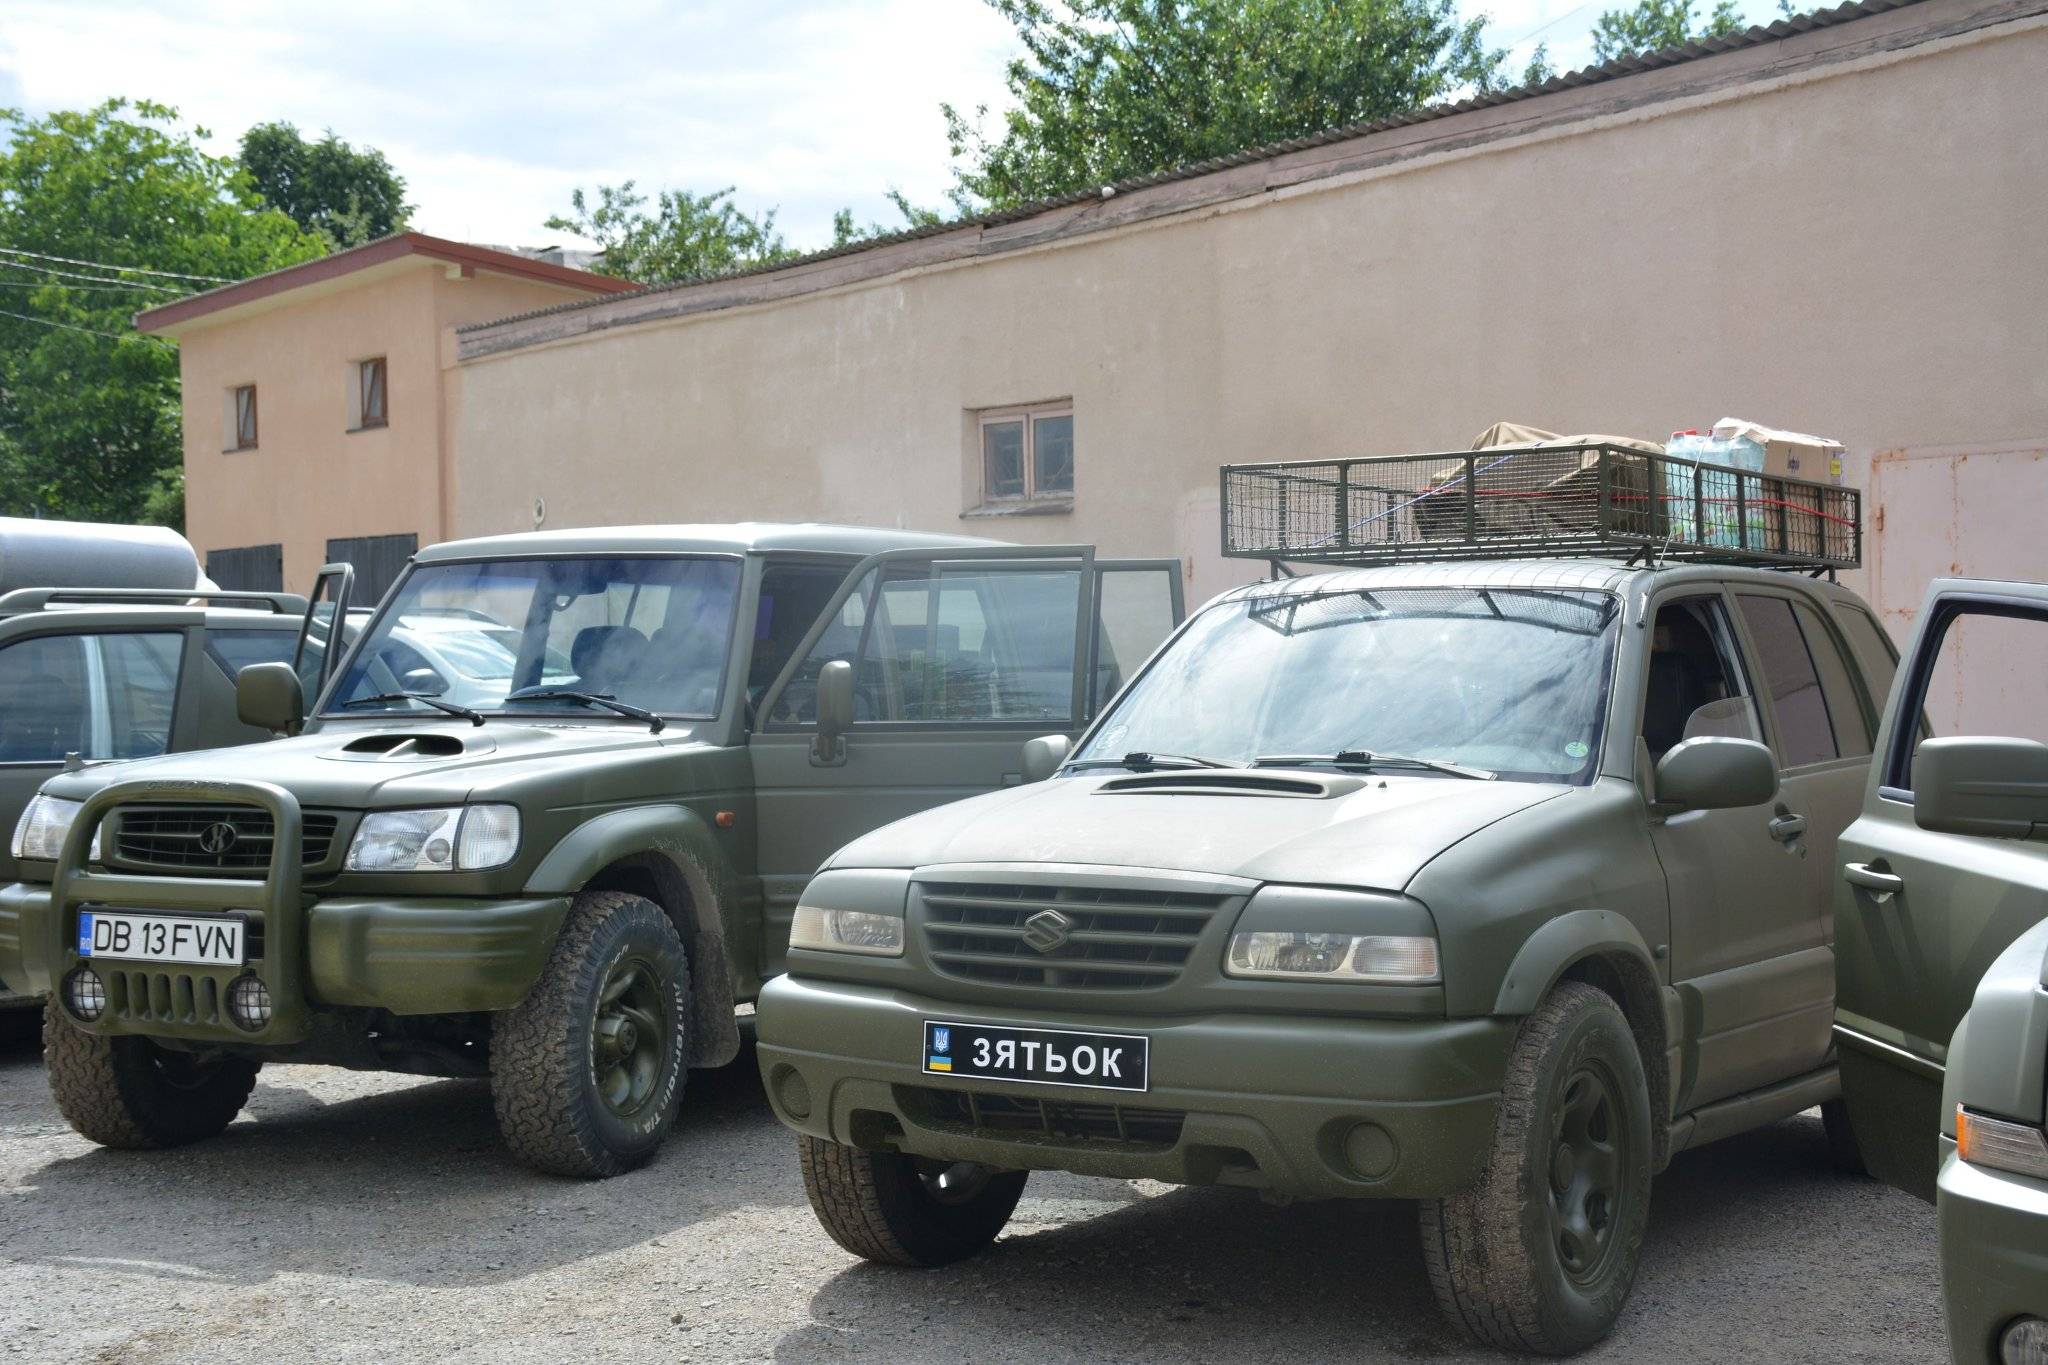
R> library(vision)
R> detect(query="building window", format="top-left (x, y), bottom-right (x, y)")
top-left (227, 384), bottom-right (258, 451)
top-left (978, 403), bottom-right (1074, 506)
top-left (350, 357), bottom-right (388, 431)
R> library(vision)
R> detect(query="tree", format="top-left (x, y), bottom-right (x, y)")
top-left (1590, 0), bottom-right (1744, 63)
top-left (547, 184), bottom-right (796, 286)
top-left (0, 100), bottom-right (324, 524)
top-left (942, 0), bottom-right (1507, 211)
top-left (829, 190), bottom-right (948, 248)
top-left (239, 122), bottom-right (412, 248)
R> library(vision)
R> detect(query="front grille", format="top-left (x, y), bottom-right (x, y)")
top-left (113, 805), bottom-right (340, 872)
top-left (903, 1086), bottom-right (1187, 1149)
top-left (919, 881), bottom-right (1227, 990)
top-left (103, 968), bottom-right (224, 1027)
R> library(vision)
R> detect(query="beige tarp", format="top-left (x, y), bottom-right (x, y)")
top-left (1414, 423), bottom-right (1667, 540)
top-left (1469, 422), bottom-right (1664, 455)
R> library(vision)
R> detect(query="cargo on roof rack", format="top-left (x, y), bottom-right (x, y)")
top-left (1221, 442), bottom-right (1860, 572)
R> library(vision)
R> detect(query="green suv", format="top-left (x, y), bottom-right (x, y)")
top-left (0, 587), bottom-right (311, 1012)
top-left (1833, 577), bottom-right (2048, 1364)
top-left (0, 524), bottom-right (1180, 1177)
top-left (758, 443), bottom-right (1892, 1354)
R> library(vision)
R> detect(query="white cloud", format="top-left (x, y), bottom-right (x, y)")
top-left (1, 0), bottom-right (1785, 250)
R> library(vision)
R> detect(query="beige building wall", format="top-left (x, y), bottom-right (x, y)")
top-left (172, 262), bottom-right (601, 592)
top-left (449, 6), bottom-right (2048, 653)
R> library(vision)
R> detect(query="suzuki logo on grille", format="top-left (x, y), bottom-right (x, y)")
top-left (197, 822), bottom-right (239, 856)
top-left (1021, 908), bottom-right (1074, 954)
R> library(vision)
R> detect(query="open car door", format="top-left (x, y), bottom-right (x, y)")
top-left (292, 563), bottom-right (355, 708)
top-left (749, 546), bottom-right (1183, 973)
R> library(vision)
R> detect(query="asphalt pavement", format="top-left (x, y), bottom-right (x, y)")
top-left (0, 1009), bottom-right (1945, 1363)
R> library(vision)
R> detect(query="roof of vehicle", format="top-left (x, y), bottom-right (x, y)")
top-left (415, 522), bottom-right (1010, 563)
top-left (1215, 557), bottom-right (1860, 604)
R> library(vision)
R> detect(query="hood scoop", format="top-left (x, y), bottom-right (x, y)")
top-left (1093, 771), bottom-right (1364, 798)
top-left (328, 732), bottom-right (491, 762)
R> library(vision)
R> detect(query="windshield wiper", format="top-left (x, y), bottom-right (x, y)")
top-left (338, 692), bottom-right (485, 726)
top-left (1066, 751), bottom-right (1230, 772)
top-left (1253, 749), bottom-right (1495, 780)
top-left (504, 687), bottom-right (665, 733)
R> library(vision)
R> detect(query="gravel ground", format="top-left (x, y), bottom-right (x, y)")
top-left (0, 1009), bottom-right (1944, 1363)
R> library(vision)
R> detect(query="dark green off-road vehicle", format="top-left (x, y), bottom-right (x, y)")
top-left (758, 444), bottom-right (1887, 1353)
top-left (1833, 577), bottom-right (2048, 1364)
top-left (0, 524), bottom-right (1181, 1177)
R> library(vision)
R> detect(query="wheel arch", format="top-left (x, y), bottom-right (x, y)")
top-left (1494, 909), bottom-right (1673, 1168)
top-left (524, 806), bottom-right (744, 1068)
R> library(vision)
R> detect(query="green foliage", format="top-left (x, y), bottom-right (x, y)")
top-left (239, 121), bottom-right (413, 249)
top-left (0, 100), bottom-right (324, 524)
top-left (829, 190), bottom-right (948, 249)
top-left (138, 465), bottom-right (184, 532)
top-left (1590, 0), bottom-right (1745, 63)
top-left (547, 183), bottom-right (796, 286)
top-left (1521, 43), bottom-right (1557, 85)
top-left (942, 0), bottom-right (1508, 211)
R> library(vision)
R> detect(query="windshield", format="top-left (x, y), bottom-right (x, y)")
top-left (326, 556), bottom-right (741, 719)
top-left (1075, 586), bottom-right (1619, 783)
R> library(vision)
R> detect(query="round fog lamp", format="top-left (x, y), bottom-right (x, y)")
top-left (2002, 1317), bottom-right (2048, 1365)
top-left (64, 966), bottom-right (106, 1022)
top-left (226, 974), bottom-right (272, 1032)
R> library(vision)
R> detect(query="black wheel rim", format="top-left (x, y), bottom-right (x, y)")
top-left (592, 955), bottom-right (667, 1120)
top-left (914, 1158), bottom-right (995, 1206)
top-left (1546, 1060), bottom-right (1629, 1287)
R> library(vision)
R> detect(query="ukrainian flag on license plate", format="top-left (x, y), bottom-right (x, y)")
top-left (928, 1056), bottom-right (952, 1072)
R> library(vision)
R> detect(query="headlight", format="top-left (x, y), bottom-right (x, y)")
top-left (786, 868), bottom-right (911, 957)
top-left (11, 794), bottom-right (100, 863)
top-left (790, 906), bottom-right (905, 956)
top-left (345, 805), bottom-right (521, 872)
top-left (1225, 931), bottom-right (1440, 982)
top-left (1223, 884), bottom-right (1441, 983)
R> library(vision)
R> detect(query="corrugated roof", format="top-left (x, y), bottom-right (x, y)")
top-left (459, 0), bottom-right (1925, 339)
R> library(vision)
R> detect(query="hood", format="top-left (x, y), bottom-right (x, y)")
top-left (831, 769), bottom-right (1569, 891)
top-left (42, 718), bottom-right (694, 809)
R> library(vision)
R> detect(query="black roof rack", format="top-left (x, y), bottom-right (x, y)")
top-left (0, 588), bottom-right (309, 615)
top-left (1221, 443), bottom-right (1860, 573)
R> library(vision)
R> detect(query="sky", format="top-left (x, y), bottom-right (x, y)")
top-left (0, 0), bottom-right (1783, 255)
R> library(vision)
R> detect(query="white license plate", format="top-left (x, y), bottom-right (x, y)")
top-left (78, 911), bottom-right (244, 966)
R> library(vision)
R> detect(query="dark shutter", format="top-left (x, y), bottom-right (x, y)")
top-left (206, 543), bottom-right (284, 592)
top-left (324, 533), bottom-right (420, 605)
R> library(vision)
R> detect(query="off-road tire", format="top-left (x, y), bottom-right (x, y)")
top-left (798, 1134), bottom-right (1027, 1267)
top-left (491, 890), bottom-right (689, 1179)
top-left (1820, 1098), bottom-right (1869, 1176)
top-left (41, 999), bottom-right (259, 1149)
top-left (1419, 981), bottom-right (1654, 1355)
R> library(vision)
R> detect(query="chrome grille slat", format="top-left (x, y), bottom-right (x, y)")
top-left (112, 805), bottom-right (339, 872)
top-left (919, 880), bottom-right (1229, 991)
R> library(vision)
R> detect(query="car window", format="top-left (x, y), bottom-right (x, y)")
top-left (207, 627), bottom-right (297, 678)
top-left (97, 634), bottom-right (181, 758)
top-left (1092, 568), bottom-right (1178, 714)
top-left (0, 632), bottom-right (179, 764)
top-left (1792, 600), bottom-right (1872, 758)
top-left (1829, 604), bottom-right (1898, 707)
top-left (1736, 594), bottom-right (1837, 767)
top-left (1894, 606), bottom-right (2048, 791)
top-left (1642, 595), bottom-right (1761, 762)
top-left (748, 563), bottom-right (852, 707)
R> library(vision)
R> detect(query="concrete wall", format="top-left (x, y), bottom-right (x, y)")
top-left (177, 264), bottom-right (596, 592)
top-left (448, 7), bottom-right (2046, 724)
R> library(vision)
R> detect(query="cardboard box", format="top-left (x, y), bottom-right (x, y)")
top-left (1710, 418), bottom-right (1845, 483)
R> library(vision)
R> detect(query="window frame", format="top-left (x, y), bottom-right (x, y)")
top-left (353, 356), bottom-right (389, 432)
top-left (976, 402), bottom-right (1075, 506)
top-left (1879, 595), bottom-right (2048, 799)
top-left (229, 384), bottom-right (259, 452)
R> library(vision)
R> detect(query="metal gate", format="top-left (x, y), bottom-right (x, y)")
top-left (323, 533), bottom-right (419, 606)
top-left (205, 543), bottom-right (284, 592)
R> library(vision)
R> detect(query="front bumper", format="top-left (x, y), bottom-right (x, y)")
top-left (756, 974), bottom-right (1513, 1200)
top-left (1938, 1140), bottom-right (2048, 1363)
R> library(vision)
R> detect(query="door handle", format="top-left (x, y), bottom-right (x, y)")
top-left (1843, 862), bottom-right (1904, 896)
top-left (1768, 812), bottom-right (1807, 843)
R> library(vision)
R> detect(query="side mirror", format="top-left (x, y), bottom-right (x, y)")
top-left (1021, 734), bottom-right (1072, 783)
top-left (812, 659), bottom-right (854, 764)
top-left (1914, 736), bottom-right (2048, 839)
top-left (1654, 736), bottom-right (1777, 811)
top-left (400, 667), bottom-right (449, 697)
top-left (237, 662), bottom-right (305, 736)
